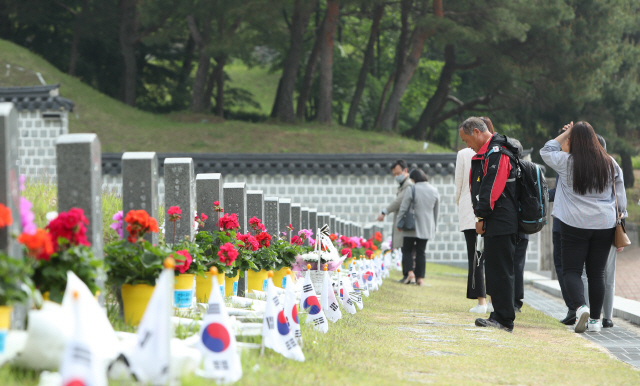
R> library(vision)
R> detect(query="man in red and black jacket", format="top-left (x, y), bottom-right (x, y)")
top-left (459, 116), bottom-right (520, 332)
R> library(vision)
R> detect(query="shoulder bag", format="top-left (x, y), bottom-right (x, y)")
top-left (613, 174), bottom-right (631, 248)
top-left (397, 185), bottom-right (416, 231)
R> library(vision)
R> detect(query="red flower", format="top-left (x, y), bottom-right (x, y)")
top-left (218, 242), bottom-right (238, 266)
top-left (214, 201), bottom-right (219, 206)
top-left (200, 213), bottom-right (208, 221)
top-left (213, 201), bottom-right (223, 213)
top-left (365, 250), bottom-right (373, 258)
top-left (291, 235), bottom-right (303, 246)
top-left (374, 231), bottom-right (382, 242)
top-left (174, 250), bottom-right (193, 273)
top-left (0, 203), bottom-right (12, 227)
top-left (287, 223), bottom-right (294, 231)
top-left (18, 229), bottom-right (53, 260)
top-left (217, 213), bottom-right (240, 230)
top-left (125, 209), bottom-right (159, 243)
top-left (167, 206), bottom-right (182, 222)
top-left (249, 217), bottom-right (266, 233)
top-left (237, 232), bottom-right (259, 251)
top-left (46, 208), bottom-right (90, 251)
top-left (329, 233), bottom-right (337, 241)
top-left (341, 248), bottom-right (352, 258)
top-left (256, 232), bottom-right (271, 248)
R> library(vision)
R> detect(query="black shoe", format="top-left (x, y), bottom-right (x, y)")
top-left (475, 317), bottom-right (513, 333)
top-left (560, 310), bottom-right (576, 325)
top-left (602, 318), bottom-right (614, 328)
top-left (514, 306), bottom-right (521, 313)
top-left (397, 276), bottom-right (407, 283)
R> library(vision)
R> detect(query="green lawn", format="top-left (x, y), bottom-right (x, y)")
top-left (0, 39), bottom-right (448, 154)
top-left (3, 264), bottom-right (639, 385)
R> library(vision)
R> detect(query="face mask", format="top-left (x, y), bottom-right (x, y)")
top-left (395, 174), bottom-right (405, 184)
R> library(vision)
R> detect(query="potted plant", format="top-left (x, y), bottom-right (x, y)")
top-left (104, 209), bottom-right (166, 326)
top-left (271, 228), bottom-right (310, 289)
top-left (245, 217), bottom-right (273, 293)
top-left (20, 208), bottom-right (101, 304)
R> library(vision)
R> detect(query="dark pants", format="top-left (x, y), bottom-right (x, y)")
top-left (402, 237), bottom-right (428, 278)
top-left (484, 234), bottom-right (517, 330)
top-left (464, 229), bottom-right (485, 299)
top-left (513, 238), bottom-right (529, 309)
top-left (560, 222), bottom-right (615, 319)
top-left (553, 231), bottom-right (573, 310)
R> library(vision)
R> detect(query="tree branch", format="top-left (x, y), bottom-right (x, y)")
top-left (186, 15), bottom-right (204, 47)
top-left (283, 8), bottom-right (292, 31)
top-left (453, 59), bottom-right (481, 71)
top-left (433, 95), bottom-right (493, 126)
top-left (52, 0), bottom-right (77, 15)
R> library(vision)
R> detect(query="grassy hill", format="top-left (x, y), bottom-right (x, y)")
top-left (0, 39), bottom-right (449, 154)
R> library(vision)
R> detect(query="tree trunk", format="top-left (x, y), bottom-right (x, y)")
top-left (345, 3), bottom-right (384, 128)
top-left (187, 13), bottom-right (213, 113)
top-left (373, 71), bottom-right (395, 128)
top-left (619, 151), bottom-right (636, 188)
top-left (174, 35), bottom-right (196, 107)
top-left (68, 0), bottom-right (88, 76)
top-left (272, 0), bottom-right (315, 122)
top-left (204, 60), bottom-right (216, 111)
top-left (317, 0), bottom-right (339, 124)
top-left (214, 55), bottom-right (227, 117)
top-left (296, 13), bottom-right (325, 121)
top-left (394, 0), bottom-right (411, 85)
top-left (118, 0), bottom-right (138, 106)
top-left (407, 44), bottom-right (456, 139)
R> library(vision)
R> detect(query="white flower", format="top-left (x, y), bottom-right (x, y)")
top-left (45, 211), bottom-right (58, 222)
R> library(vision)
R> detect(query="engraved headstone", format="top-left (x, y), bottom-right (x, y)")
top-left (301, 207), bottom-right (309, 230)
top-left (196, 173), bottom-right (222, 233)
top-left (164, 158), bottom-right (195, 243)
top-left (247, 190), bottom-right (264, 235)
top-left (278, 198), bottom-right (291, 241)
top-left (223, 182), bottom-right (247, 296)
top-left (364, 225), bottom-right (373, 240)
top-left (122, 152), bottom-right (159, 244)
top-left (318, 212), bottom-right (329, 230)
top-left (329, 215), bottom-right (336, 235)
top-left (264, 197), bottom-right (279, 238)
top-left (291, 204), bottom-right (301, 238)
top-left (0, 104), bottom-right (21, 258)
top-left (308, 209), bottom-right (317, 237)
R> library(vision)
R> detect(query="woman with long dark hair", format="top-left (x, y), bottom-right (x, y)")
top-left (541, 121), bottom-right (627, 333)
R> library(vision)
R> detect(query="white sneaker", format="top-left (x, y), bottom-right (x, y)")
top-left (469, 304), bottom-right (488, 314)
top-left (587, 319), bottom-right (602, 332)
top-left (575, 305), bottom-right (590, 333)
top-left (487, 303), bottom-right (494, 313)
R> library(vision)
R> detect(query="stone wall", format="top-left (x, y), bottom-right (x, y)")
top-left (17, 109), bottom-right (69, 178)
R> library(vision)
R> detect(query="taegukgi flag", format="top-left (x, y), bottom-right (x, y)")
top-left (339, 272), bottom-right (357, 315)
top-left (197, 268), bottom-right (243, 383)
top-left (347, 273), bottom-right (363, 310)
top-left (320, 269), bottom-right (342, 323)
top-left (262, 274), bottom-right (305, 361)
top-left (284, 276), bottom-right (302, 346)
top-left (301, 269), bottom-right (328, 333)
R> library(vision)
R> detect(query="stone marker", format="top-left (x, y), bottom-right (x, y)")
top-left (278, 198), bottom-right (291, 240)
top-left (247, 190), bottom-right (264, 235)
top-left (301, 207), bottom-right (309, 246)
top-left (308, 209), bottom-right (317, 236)
top-left (338, 219), bottom-right (344, 236)
top-left (223, 182), bottom-right (247, 296)
top-left (0, 103), bottom-right (21, 258)
top-left (364, 225), bottom-right (373, 240)
top-left (318, 212), bottom-right (329, 230)
top-left (57, 134), bottom-right (103, 257)
top-left (264, 197), bottom-right (279, 238)
top-left (330, 215), bottom-right (336, 234)
top-left (164, 158), bottom-right (195, 244)
top-left (291, 204), bottom-right (301, 238)
top-left (122, 152), bottom-right (159, 244)
top-left (196, 173), bottom-right (222, 233)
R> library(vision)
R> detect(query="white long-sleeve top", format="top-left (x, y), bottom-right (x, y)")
top-left (455, 147), bottom-right (476, 231)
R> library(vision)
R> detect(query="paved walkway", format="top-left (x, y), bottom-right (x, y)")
top-left (614, 246), bottom-right (640, 301)
top-left (524, 286), bottom-right (640, 369)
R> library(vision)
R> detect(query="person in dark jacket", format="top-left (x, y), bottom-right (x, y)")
top-left (459, 116), bottom-right (520, 332)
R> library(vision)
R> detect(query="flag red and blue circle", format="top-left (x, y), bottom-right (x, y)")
top-left (366, 271), bottom-right (374, 281)
top-left (202, 322), bottom-right (231, 353)
top-left (292, 304), bottom-right (299, 324)
top-left (303, 296), bottom-right (322, 315)
top-left (64, 379), bottom-right (86, 386)
top-left (277, 310), bottom-right (290, 335)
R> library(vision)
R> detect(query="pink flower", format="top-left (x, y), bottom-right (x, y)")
top-left (20, 196), bottom-right (36, 235)
top-left (218, 242), bottom-right (238, 266)
top-left (214, 201), bottom-right (219, 206)
top-left (291, 235), bottom-right (303, 245)
top-left (110, 210), bottom-right (123, 240)
top-left (19, 175), bottom-right (26, 192)
top-left (168, 206), bottom-right (182, 222)
top-left (341, 248), bottom-right (352, 258)
top-left (217, 213), bottom-right (240, 230)
top-left (174, 250), bottom-right (192, 274)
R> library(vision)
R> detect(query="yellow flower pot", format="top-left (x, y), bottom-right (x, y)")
top-left (225, 272), bottom-right (239, 297)
top-left (0, 305), bottom-right (12, 329)
top-left (247, 269), bottom-right (269, 293)
top-left (342, 257), bottom-right (355, 270)
top-left (273, 267), bottom-right (294, 289)
top-left (196, 272), bottom-right (226, 303)
top-left (174, 274), bottom-right (195, 309)
top-left (121, 284), bottom-right (155, 326)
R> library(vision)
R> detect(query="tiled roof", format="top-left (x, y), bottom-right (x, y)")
top-left (0, 84), bottom-right (74, 112)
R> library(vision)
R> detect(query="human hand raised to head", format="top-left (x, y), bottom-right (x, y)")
top-left (562, 121), bottom-right (573, 132)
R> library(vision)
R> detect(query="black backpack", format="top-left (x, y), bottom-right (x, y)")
top-left (485, 147), bottom-right (549, 234)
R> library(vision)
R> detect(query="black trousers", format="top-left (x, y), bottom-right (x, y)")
top-left (484, 234), bottom-right (517, 330)
top-left (464, 230), bottom-right (485, 299)
top-left (513, 238), bottom-right (529, 309)
top-left (560, 222), bottom-right (615, 319)
top-left (402, 237), bottom-right (428, 278)
top-left (553, 231), bottom-right (574, 310)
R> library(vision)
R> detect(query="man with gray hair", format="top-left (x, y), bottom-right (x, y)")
top-left (459, 116), bottom-right (520, 332)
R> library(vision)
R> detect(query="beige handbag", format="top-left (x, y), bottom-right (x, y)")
top-left (613, 176), bottom-right (631, 248)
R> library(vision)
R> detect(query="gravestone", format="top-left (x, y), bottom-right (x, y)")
top-left (330, 215), bottom-right (336, 234)
top-left (363, 225), bottom-right (373, 240)
top-left (278, 198), bottom-right (291, 241)
top-left (247, 190), bottom-right (264, 235)
top-left (264, 197), bottom-right (279, 238)
top-left (0, 104), bottom-right (21, 258)
top-left (318, 212), bottom-right (329, 230)
top-left (122, 152), bottom-right (159, 244)
top-left (196, 173), bottom-right (222, 233)
top-left (223, 182), bottom-right (247, 296)
top-left (164, 158), bottom-right (195, 244)
top-left (301, 207), bottom-right (309, 246)
top-left (56, 134), bottom-right (103, 257)
top-left (308, 209), bottom-right (317, 237)
top-left (291, 204), bottom-right (301, 238)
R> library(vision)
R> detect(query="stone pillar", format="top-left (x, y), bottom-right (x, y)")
top-left (278, 198), bottom-right (291, 241)
top-left (308, 209), bottom-right (317, 237)
top-left (223, 182), bottom-right (247, 296)
top-left (122, 152), bottom-right (159, 244)
top-left (301, 207), bottom-right (309, 230)
top-left (56, 134), bottom-right (103, 257)
top-left (330, 215), bottom-right (336, 234)
top-left (264, 197), bottom-right (279, 238)
top-left (247, 190), bottom-right (264, 235)
top-left (164, 158), bottom-right (195, 244)
top-left (318, 212), bottom-right (329, 229)
top-left (291, 204), bottom-right (301, 238)
top-left (0, 104), bottom-right (21, 258)
top-left (196, 173), bottom-right (222, 233)
top-left (337, 219), bottom-right (343, 236)
top-left (364, 225), bottom-right (373, 240)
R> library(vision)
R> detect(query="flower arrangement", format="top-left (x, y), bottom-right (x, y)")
top-left (194, 211), bottom-right (243, 276)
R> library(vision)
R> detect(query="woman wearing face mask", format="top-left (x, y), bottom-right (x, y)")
top-left (540, 121), bottom-right (627, 333)
top-left (396, 169), bottom-right (440, 286)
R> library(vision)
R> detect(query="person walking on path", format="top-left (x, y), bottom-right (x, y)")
top-left (540, 121), bottom-right (627, 333)
top-left (396, 169), bottom-right (439, 286)
top-left (459, 117), bottom-right (520, 333)
top-left (455, 145), bottom-right (488, 313)
top-left (377, 159), bottom-right (414, 281)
